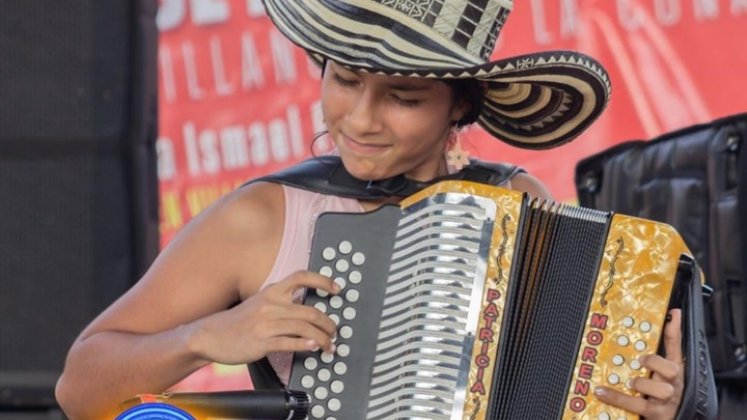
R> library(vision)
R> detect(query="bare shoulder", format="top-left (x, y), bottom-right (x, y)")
top-left (508, 172), bottom-right (554, 200)
top-left (77, 181), bottom-right (286, 339)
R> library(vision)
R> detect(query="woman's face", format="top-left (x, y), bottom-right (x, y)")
top-left (321, 61), bottom-right (466, 182)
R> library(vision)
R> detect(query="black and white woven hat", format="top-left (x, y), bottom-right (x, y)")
top-left (262, 0), bottom-right (611, 149)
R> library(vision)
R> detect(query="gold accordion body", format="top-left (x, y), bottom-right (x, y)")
top-left (289, 181), bottom-right (697, 420)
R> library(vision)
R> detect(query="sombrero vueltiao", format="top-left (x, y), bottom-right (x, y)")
top-left (261, 0), bottom-right (611, 149)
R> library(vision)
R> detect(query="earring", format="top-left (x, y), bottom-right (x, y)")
top-left (446, 128), bottom-right (471, 171)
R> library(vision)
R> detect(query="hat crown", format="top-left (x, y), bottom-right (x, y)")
top-left (372, 0), bottom-right (513, 61)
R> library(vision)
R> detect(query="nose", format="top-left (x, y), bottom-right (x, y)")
top-left (346, 88), bottom-right (384, 135)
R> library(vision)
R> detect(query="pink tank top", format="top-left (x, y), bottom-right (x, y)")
top-left (259, 186), bottom-right (363, 384)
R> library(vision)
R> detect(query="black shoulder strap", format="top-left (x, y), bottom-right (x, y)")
top-left (243, 155), bottom-right (523, 199)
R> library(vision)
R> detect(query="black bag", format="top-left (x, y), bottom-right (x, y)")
top-left (576, 113), bottom-right (747, 418)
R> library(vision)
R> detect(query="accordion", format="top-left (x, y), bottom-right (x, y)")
top-left (289, 181), bottom-right (713, 420)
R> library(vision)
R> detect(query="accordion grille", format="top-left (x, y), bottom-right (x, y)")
top-left (366, 194), bottom-right (496, 419)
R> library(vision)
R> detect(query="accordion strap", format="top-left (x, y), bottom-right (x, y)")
top-left (244, 155), bottom-right (524, 199)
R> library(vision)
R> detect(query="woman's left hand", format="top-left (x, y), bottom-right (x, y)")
top-left (594, 309), bottom-right (685, 420)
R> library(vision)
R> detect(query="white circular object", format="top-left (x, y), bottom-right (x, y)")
top-left (634, 340), bottom-right (647, 351)
top-left (617, 335), bottom-right (630, 346)
top-left (338, 241), bottom-right (352, 254)
top-left (608, 373), bottom-right (620, 385)
top-left (348, 271), bottom-right (362, 284)
top-left (321, 352), bottom-right (334, 364)
top-left (319, 266), bottom-right (333, 278)
top-left (339, 325), bottom-right (353, 339)
top-left (334, 277), bottom-right (346, 290)
top-left (335, 259), bottom-right (350, 273)
top-left (301, 375), bottom-right (315, 389)
top-left (337, 344), bottom-right (350, 357)
top-left (351, 252), bottom-right (366, 265)
top-left (622, 316), bottom-right (634, 328)
top-left (304, 358), bottom-right (318, 371)
top-left (612, 355), bottom-right (624, 366)
top-left (333, 362), bottom-right (348, 375)
top-left (329, 314), bottom-right (340, 325)
top-left (317, 368), bottom-right (331, 382)
top-left (316, 288), bottom-right (329, 298)
top-left (598, 413), bottom-right (611, 420)
top-left (313, 302), bottom-right (327, 313)
top-left (346, 289), bottom-right (360, 302)
top-left (314, 387), bottom-right (328, 400)
top-left (331, 380), bottom-right (344, 394)
top-left (640, 321), bottom-right (652, 333)
top-left (630, 359), bottom-right (642, 370)
top-left (343, 307), bottom-right (357, 320)
top-left (310, 404), bottom-right (325, 418)
top-left (328, 398), bottom-right (341, 412)
top-left (330, 296), bottom-right (344, 309)
top-left (322, 247), bottom-right (336, 261)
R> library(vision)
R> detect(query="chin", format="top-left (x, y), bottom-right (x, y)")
top-left (341, 158), bottom-right (389, 181)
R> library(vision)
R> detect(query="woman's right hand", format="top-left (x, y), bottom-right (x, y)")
top-left (189, 270), bottom-right (340, 365)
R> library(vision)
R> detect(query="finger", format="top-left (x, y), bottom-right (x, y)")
top-left (594, 387), bottom-right (648, 416)
top-left (290, 304), bottom-right (339, 337)
top-left (265, 336), bottom-right (334, 354)
top-left (265, 319), bottom-right (336, 352)
top-left (630, 377), bottom-right (675, 401)
top-left (642, 354), bottom-right (680, 382)
top-left (275, 271), bottom-right (341, 297)
top-left (661, 309), bottom-right (683, 364)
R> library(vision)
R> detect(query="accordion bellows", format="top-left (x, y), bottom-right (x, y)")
top-left (290, 181), bottom-right (695, 420)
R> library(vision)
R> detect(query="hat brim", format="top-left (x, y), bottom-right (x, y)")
top-left (263, 0), bottom-right (611, 149)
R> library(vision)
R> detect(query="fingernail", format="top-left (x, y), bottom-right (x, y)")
top-left (329, 344), bottom-right (337, 353)
top-left (332, 283), bottom-right (341, 293)
top-left (594, 387), bottom-right (607, 397)
top-left (307, 339), bottom-right (320, 352)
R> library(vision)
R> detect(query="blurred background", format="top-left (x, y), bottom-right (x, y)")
top-left (0, 0), bottom-right (745, 418)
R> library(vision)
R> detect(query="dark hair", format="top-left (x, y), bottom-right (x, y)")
top-left (444, 78), bottom-right (486, 128)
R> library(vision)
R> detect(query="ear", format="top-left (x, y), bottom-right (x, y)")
top-left (449, 95), bottom-right (470, 125)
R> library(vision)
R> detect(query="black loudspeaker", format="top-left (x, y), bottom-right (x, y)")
top-left (0, 0), bottom-right (159, 414)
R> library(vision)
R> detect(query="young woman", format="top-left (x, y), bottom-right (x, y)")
top-left (55, 1), bottom-right (685, 419)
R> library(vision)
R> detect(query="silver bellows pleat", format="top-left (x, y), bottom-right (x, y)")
top-left (366, 193), bottom-right (497, 420)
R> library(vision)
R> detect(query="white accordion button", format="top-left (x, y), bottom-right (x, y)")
top-left (313, 302), bottom-right (327, 313)
top-left (338, 241), bottom-right (352, 254)
top-left (317, 368), bottom-right (331, 382)
top-left (640, 321), bottom-right (652, 333)
top-left (608, 373), bottom-right (620, 385)
top-left (319, 266), bottom-right (333, 278)
top-left (616, 336), bottom-right (630, 346)
top-left (322, 247), bottom-right (336, 261)
top-left (328, 398), bottom-right (341, 412)
top-left (348, 271), bottom-right (362, 284)
top-left (630, 359), bottom-right (642, 370)
top-left (314, 386), bottom-right (328, 400)
top-left (335, 259), bottom-right (350, 273)
top-left (334, 277), bottom-right (346, 290)
top-left (310, 404), bottom-right (325, 418)
top-left (333, 362), bottom-right (347, 375)
top-left (301, 375), bottom-right (314, 389)
top-left (316, 288), bottom-right (329, 298)
top-left (598, 413), bottom-right (611, 420)
top-left (612, 355), bottom-right (624, 366)
top-left (336, 344), bottom-right (350, 357)
top-left (343, 307), bottom-right (357, 320)
top-left (634, 340), bottom-right (647, 351)
top-left (339, 325), bottom-right (353, 339)
top-left (345, 289), bottom-right (360, 302)
top-left (622, 316), bottom-right (634, 328)
top-left (331, 380), bottom-right (345, 394)
top-left (321, 352), bottom-right (334, 364)
top-left (351, 252), bottom-right (366, 265)
top-left (304, 357), bottom-right (318, 371)
top-left (329, 314), bottom-right (340, 325)
top-left (330, 296), bottom-right (343, 309)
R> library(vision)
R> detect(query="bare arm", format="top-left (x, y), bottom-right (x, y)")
top-left (55, 183), bottom-right (337, 419)
top-left (508, 172), bottom-right (554, 200)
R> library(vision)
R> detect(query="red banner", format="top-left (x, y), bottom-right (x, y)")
top-left (157, 0), bottom-right (747, 390)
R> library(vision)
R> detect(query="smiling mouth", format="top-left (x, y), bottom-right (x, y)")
top-left (341, 134), bottom-right (390, 154)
